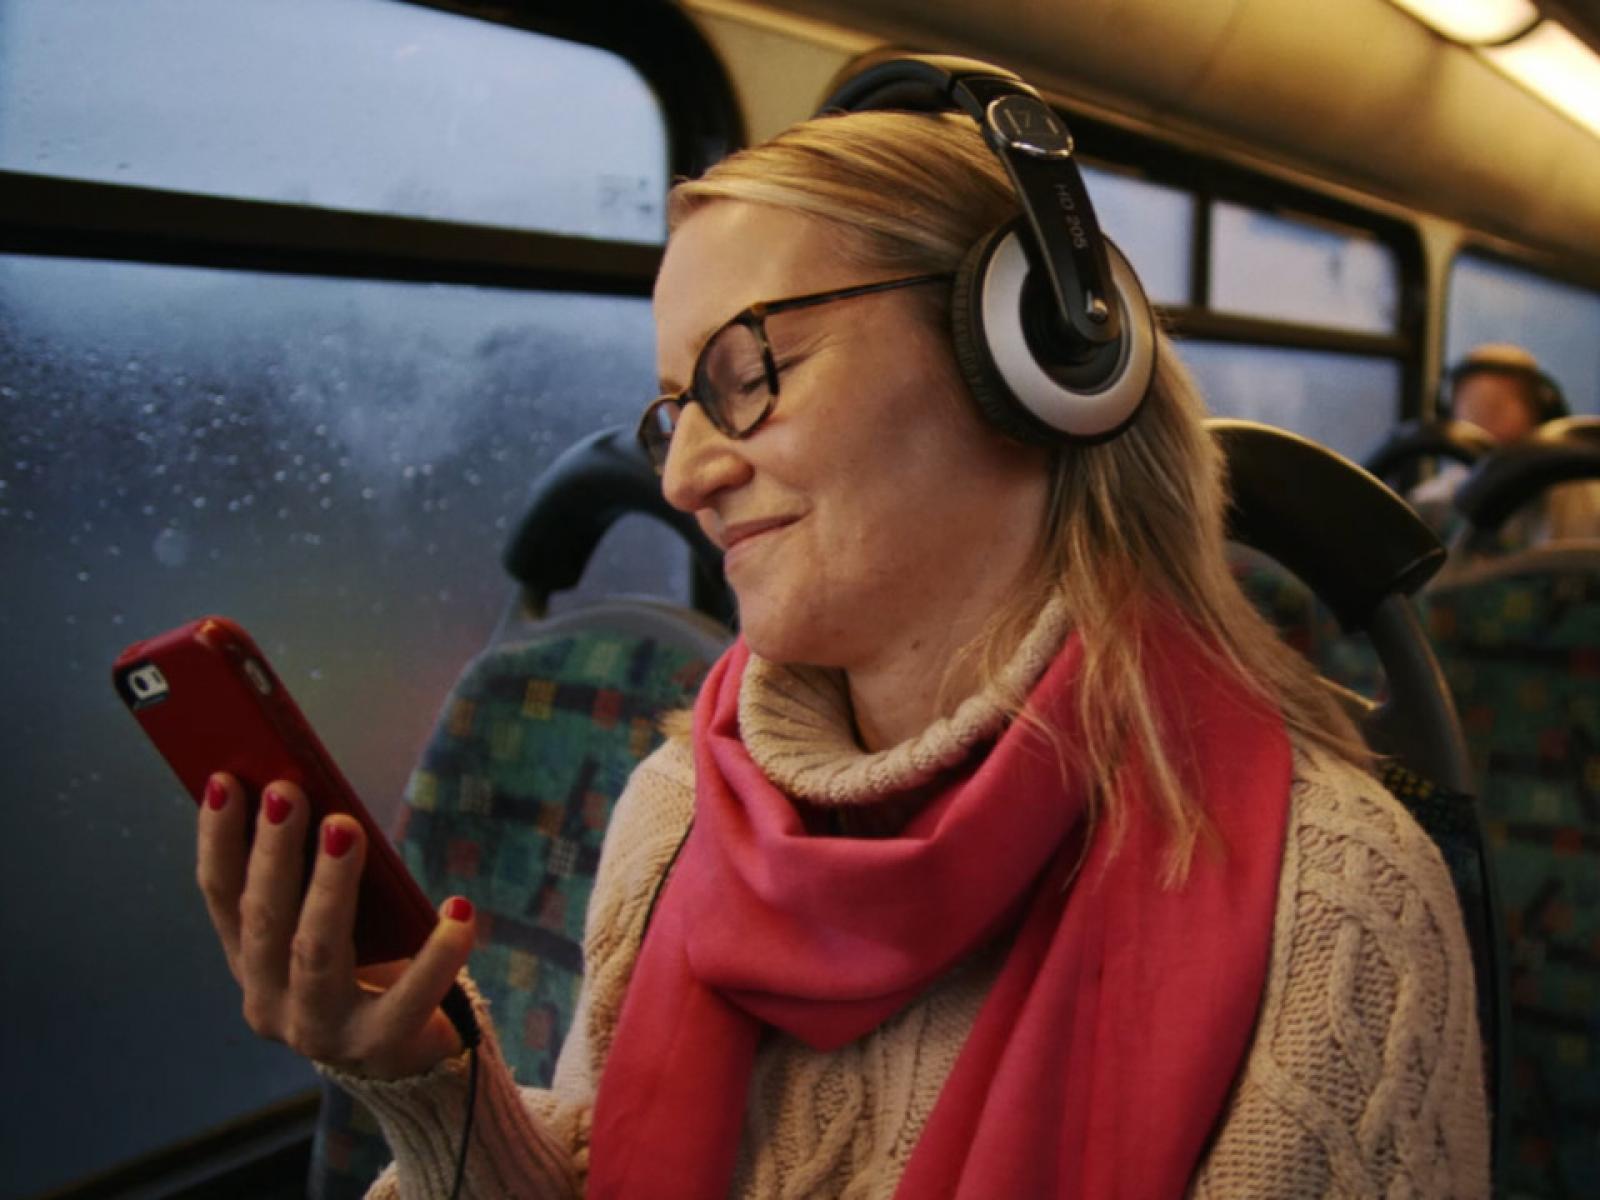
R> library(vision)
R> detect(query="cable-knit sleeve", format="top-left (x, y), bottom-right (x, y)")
top-left (1190, 746), bottom-right (1491, 1199)
top-left (323, 738), bottom-right (698, 1200)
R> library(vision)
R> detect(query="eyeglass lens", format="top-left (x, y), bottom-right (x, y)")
top-left (642, 318), bottom-right (774, 469)
top-left (696, 319), bottom-right (775, 436)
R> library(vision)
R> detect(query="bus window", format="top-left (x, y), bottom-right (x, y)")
top-left (1080, 165), bottom-right (1194, 306)
top-left (1178, 342), bottom-right (1401, 462)
top-left (0, 0), bottom-right (667, 243)
top-left (0, 5), bottom-right (674, 1194)
top-left (1446, 253), bottom-right (1600, 413)
top-left (1081, 156), bottom-right (1408, 464)
top-left (1209, 202), bottom-right (1400, 335)
top-left (1189, 201), bottom-right (1409, 457)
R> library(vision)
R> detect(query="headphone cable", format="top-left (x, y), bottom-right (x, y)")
top-left (440, 981), bottom-right (482, 1200)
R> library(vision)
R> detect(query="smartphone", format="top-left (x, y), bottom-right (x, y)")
top-left (112, 615), bottom-right (439, 966)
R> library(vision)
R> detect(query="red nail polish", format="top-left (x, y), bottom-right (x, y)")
top-left (204, 777), bottom-right (227, 811)
top-left (445, 896), bottom-right (474, 923)
top-left (263, 788), bottom-right (292, 825)
top-left (323, 822), bottom-right (355, 859)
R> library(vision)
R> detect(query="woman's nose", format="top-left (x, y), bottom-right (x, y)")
top-left (661, 402), bottom-right (753, 513)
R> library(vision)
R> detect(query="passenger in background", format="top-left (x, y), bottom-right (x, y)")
top-left (193, 104), bottom-right (1489, 1197)
top-left (1411, 342), bottom-right (1600, 545)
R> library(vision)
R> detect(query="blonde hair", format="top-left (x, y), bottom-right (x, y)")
top-left (671, 111), bottom-right (1371, 881)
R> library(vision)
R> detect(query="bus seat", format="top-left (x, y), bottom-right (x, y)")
top-left (1447, 435), bottom-right (1600, 564)
top-left (1364, 417), bottom-right (1498, 487)
top-left (1211, 419), bottom-right (1511, 1178)
top-left (1537, 415), bottom-right (1600, 448)
top-left (496, 425), bottom-right (735, 642)
top-left (309, 428), bottom-right (733, 1199)
top-left (1422, 453), bottom-right (1600, 1198)
top-left (1226, 546), bottom-right (1385, 699)
top-left (1228, 420), bottom-right (1492, 702)
top-left (1364, 418), bottom-right (1497, 538)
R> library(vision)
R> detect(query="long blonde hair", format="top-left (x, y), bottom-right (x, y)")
top-left (671, 111), bottom-right (1370, 882)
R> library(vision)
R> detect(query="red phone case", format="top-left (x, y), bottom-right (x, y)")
top-left (112, 616), bottom-right (439, 966)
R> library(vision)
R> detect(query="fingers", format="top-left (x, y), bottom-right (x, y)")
top-left (198, 777), bottom-right (479, 1078)
top-left (237, 780), bottom-right (312, 1009)
top-left (196, 772), bottom-right (250, 976)
top-left (357, 898), bottom-right (477, 1071)
top-left (284, 816), bottom-right (366, 1057)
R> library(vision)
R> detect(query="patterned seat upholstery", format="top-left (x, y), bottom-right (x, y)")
top-left (1422, 549), bottom-right (1600, 1200)
top-left (1229, 547), bottom-right (1385, 700)
top-left (309, 610), bottom-right (728, 1197)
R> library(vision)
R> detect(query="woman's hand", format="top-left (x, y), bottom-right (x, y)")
top-left (196, 772), bottom-right (476, 1080)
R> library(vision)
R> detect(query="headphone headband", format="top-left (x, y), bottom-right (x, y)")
top-left (822, 56), bottom-right (1120, 348)
top-left (817, 52), bottom-right (1157, 444)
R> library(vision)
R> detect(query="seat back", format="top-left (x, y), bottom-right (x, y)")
top-left (1212, 419), bottom-right (1510, 1180)
top-left (1423, 471), bottom-right (1600, 1197)
top-left (309, 429), bottom-right (733, 1199)
top-left (1364, 417), bottom-right (1497, 488)
top-left (1228, 547), bottom-right (1386, 700)
top-left (1448, 435), bottom-right (1600, 563)
top-left (497, 425), bottom-right (735, 639)
top-left (1537, 415), bottom-right (1600, 448)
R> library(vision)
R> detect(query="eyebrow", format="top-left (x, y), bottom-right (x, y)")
top-left (656, 309), bottom-right (737, 396)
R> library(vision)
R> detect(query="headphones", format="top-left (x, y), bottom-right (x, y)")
top-left (819, 53), bottom-right (1157, 445)
top-left (1440, 357), bottom-right (1568, 426)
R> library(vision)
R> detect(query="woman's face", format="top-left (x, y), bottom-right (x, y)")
top-left (653, 201), bottom-right (1050, 672)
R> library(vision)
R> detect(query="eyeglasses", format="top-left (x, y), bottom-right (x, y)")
top-left (636, 273), bottom-right (952, 473)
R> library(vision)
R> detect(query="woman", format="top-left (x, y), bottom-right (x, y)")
top-left (197, 109), bottom-right (1489, 1197)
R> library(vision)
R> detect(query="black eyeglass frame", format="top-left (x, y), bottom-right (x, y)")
top-left (636, 272), bottom-right (952, 471)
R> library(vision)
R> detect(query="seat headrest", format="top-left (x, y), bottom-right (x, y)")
top-left (501, 427), bottom-right (733, 622)
top-left (1211, 419), bottom-right (1445, 629)
top-left (1362, 419), bottom-right (1496, 482)
top-left (1453, 438), bottom-right (1600, 532)
top-left (1534, 415), bottom-right (1600, 448)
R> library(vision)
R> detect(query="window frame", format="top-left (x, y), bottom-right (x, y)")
top-left (0, 0), bottom-right (744, 295)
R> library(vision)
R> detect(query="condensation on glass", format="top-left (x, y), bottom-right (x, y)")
top-left (0, 252), bottom-right (663, 1198)
top-left (1177, 341), bottom-right (1402, 464)
top-left (0, 0), bottom-right (668, 243)
top-left (1446, 253), bottom-right (1600, 414)
top-left (1081, 165), bottom-right (1194, 307)
top-left (1209, 202), bottom-right (1400, 335)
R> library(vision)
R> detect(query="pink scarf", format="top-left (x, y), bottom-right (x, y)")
top-left (589, 624), bottom-right (1291, 1198)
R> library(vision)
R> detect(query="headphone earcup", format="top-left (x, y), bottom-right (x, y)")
top-left (951, 221), bottom-right (1156, 444)
top-left (951, 224), bottom-right (1061, 446)
top-left (1539, 376), bottom-right (1569, 422)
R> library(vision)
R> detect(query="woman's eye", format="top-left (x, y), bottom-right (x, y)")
top-left (734, 355), bottom-right (800, 396)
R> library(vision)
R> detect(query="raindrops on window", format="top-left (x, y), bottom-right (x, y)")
top-left (0, 252), bottom-right (664, 1196)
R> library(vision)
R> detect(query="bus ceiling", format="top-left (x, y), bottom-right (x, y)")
top-left (683, 0), bottom-right (1600, 273)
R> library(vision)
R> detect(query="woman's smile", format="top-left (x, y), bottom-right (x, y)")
top-left (720, 515), bottom-right (798, 567)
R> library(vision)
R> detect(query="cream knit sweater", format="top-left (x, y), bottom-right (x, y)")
top-left (331, 617), bottom-right (1490, 1199)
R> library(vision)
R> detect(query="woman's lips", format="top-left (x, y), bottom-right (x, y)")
top-left (721, 517), bottom-right (797, 558)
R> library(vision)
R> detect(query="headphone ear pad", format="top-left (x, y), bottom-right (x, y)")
top-left (1539, 377), bottom-right (1569, 422)
top-left (950, 222), bottom-right (1060, 446)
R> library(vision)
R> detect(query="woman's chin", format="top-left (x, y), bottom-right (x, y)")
top-left (735, 603), bottom-right (845, 669)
